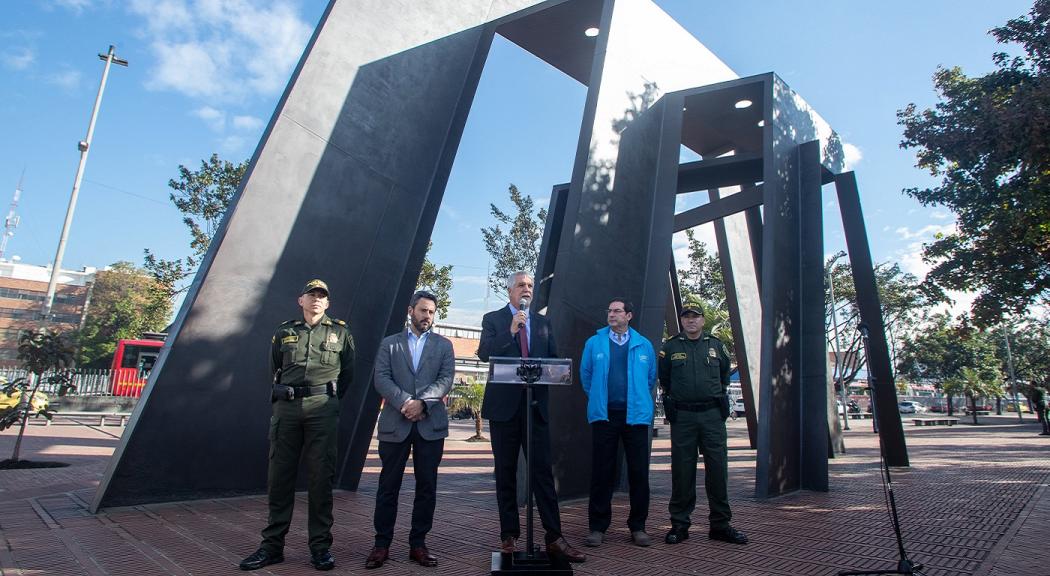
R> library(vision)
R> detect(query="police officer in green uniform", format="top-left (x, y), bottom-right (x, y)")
top-left (660, 304), bottom-right (747, 546)
top-left (240, 279), bottom-right (355, 572)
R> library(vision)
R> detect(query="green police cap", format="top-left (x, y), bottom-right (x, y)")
top-left (679, 304), bottom-right (704, 317)
top-left (302, 279), bottom-right (330, 296)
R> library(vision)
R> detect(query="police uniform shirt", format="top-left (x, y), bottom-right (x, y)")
top-left (271, 314), bottom-right (355, 392)
top-left (658, 333), bottom-right (730, 402)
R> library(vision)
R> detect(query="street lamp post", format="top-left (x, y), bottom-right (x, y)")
top-left (41, 45), bottom-right (127, 321)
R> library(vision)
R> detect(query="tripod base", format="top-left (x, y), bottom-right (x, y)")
top-left (491, 551), bottom-right (573, 575)
top-left (839, 558), bottom-right (925, 575)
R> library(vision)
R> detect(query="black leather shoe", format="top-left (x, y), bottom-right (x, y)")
top-left (239, 548), bottom-right (284, 571)
top-left (365, 547), bottom-right (388, 569)
top-left (311, 550), bottom-right (336, 571)
top-left (664, 526), bottom-right (689, 544)
top-left (709, 526), bottom-right (748, 544)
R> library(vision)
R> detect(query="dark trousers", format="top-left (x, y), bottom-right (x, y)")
top-left (261, 395), bottom-right (339, 555)
top-left (489, 402), bottom-right (562, 543)
top-left (669, 405), bottom-right (732, 530)
top-left (373, 424), bottom-right (445, 548)
top-left (588, 410), bottom-right (651, 532)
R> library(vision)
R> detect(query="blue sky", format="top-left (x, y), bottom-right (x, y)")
top-left (0, 0), bottom-right (1034, 326)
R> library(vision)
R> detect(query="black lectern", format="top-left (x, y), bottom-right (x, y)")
top-left (487, 356), bottom-right (573, 576)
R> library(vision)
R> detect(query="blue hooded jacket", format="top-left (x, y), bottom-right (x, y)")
top-left (580, 326), bottom-right (657, 425)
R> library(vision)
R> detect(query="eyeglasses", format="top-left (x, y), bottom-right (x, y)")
top-left (607, 308), bottom-right (626, 314)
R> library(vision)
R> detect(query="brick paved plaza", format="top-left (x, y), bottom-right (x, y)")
top-left (1, 414), bottom-right (1047, 575)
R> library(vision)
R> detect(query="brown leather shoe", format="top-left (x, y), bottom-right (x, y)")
top-left (546, 537), bottom-right (586, 563)
top-left (364, 547), bottom-right (388, 569)
top-left (500, 537), bottom-right (517, 553)
top-left (409, 546), bottom-right (438, 567)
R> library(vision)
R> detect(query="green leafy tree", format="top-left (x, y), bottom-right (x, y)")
top-left (415, 242), bottom-right (453, 319)
top-left (677, 230), bottom-right (733, 355)
top-left (144, 154), bottom-right (248, 297)
top-left (77, 262), bottom-right (172, 367)
top-left (826, 254), bottom-right (942, 388)
top-left (897, 314), bottom-right (1003, 420)
top-left (481, 184), bottom-right (547, 297)
top-left (1, 329), bottom-right (76, 464)
top-left (897, 0), bottom-right (1050, 325)
top-left (449, 377), bottom-right (487, 441)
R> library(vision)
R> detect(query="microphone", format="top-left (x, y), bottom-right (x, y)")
top-left (519, 298), bottom-right (530, 312)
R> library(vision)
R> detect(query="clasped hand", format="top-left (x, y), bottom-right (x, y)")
top-left (401, 399), bottom-right (426, 422)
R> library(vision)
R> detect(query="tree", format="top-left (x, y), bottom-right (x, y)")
top-left (1, 328), bottom-right (76, 466)
top-left (676, 230), bottom-right (733, 353)
top-left (144, 154), bottom-right (248, 297)
top-left (826, 254), bottom-right (942, 388)
top-left (481, 184), bottom-right (547, 297)
top-left (897, 0), bottom-right (1050, 325)
top-left (998, 319), bottom-right (1050, 410)
top-left (77, 262), bottom-right (172, 367)
top-left (415, 242), bottom-right (453, 319)
top-left (678, 229), bottom-right (726, 305)
top-left (897, 314), bottom-right (1003, 420)
top-left (449, 377), bottom-right (486, 441)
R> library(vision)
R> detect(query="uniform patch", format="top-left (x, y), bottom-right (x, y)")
top-left (708, 348), bottom-right (717, 358)
top-left (670, 352), bottom-right (688, 361)
top-left (281, 335), bottom-right (298, 345)
top-left (659, 350), bottom-right (666, 358)
top-left (328, 332), bottom-right (339, 344)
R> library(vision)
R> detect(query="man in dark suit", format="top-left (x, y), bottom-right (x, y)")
top-left (365, 291), bottom-right (455, 569)
top-left (477, 271), bottom-right (586, 564)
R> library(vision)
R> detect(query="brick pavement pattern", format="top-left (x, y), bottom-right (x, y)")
top-left (1, 414), bottom-right (1048, 575)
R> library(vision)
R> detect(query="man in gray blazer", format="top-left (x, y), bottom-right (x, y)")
top-left (366, 290), bottom-right (455, 570)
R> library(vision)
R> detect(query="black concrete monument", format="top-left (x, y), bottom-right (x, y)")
top-left (94, 0), bottom-right (906, 510)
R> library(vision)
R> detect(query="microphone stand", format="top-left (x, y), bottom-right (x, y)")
top-left (839, 325), bottom-right (924, 576)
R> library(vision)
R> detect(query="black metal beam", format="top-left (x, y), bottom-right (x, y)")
top-left (673, 185), bottom-right (762, 232)
top-left (834, 171), bottom-right (909, 467)
top-left (798, 140), bottom-right (828, 491)
top-left (676, 153), bottom-right (762, 193)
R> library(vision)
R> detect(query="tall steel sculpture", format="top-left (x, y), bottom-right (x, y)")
top-left (95, 0), bottom-right (905, 510)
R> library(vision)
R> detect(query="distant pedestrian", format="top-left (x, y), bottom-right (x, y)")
top-left (1031, 385), bottom-right (1049, 436)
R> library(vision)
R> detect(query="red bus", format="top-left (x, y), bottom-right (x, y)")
top-left (110, 339), bottom-right (164, 397)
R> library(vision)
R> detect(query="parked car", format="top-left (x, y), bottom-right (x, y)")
top-left (734, 398), bottom-right (746, 417)
top-left (898, 400), bottom-right (927, 414)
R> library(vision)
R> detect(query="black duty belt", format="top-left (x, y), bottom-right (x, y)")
top-left (292, 383), bottom-right (334, 398)
top-left (674, 397), bottom-right (722, 412)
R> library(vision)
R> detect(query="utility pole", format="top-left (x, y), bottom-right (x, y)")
top-left (1, 169), bottom-right (24, 260)
top-left (41, 45), bottom-right (127, 321)
top-left (1002, 322), bottom-right (1022, 423)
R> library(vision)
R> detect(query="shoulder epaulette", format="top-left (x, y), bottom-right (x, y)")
top-left (279, 319), bottom-right (298, 327)
top-left (332, 319), bottom-right (347, 326)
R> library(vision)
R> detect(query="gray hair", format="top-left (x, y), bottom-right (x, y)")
top-left (506, 271), bottom-right (533, 291)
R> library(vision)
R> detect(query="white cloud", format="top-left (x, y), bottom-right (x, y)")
top-left (894, 223), bottom-right (955, 241)
top-left (130, 0), bottom-right (311, 102)
top-left (46, 68), bottom-right (81, 91)
top-left (5, 47), bottom-right (35, 70)
top-left (442, 307), bottom-right (485, 327)
top-left (931, 211), bottom-right (951, 220)
top-left (453, 275), bottom-right (488, 287)
top-left (232, 115), bottom-right (263, 131)
top-left (842, 142), bottom-right (862, 170)
top-left (219, 134), bottom-right (248, 154)
top-left (50, 0), bottom-right (94, 13)
top-left (192, 106), bottom-right (226, 131)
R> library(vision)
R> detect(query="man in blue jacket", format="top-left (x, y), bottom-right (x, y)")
top-left (579, 297), bottom-right (657, 548)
